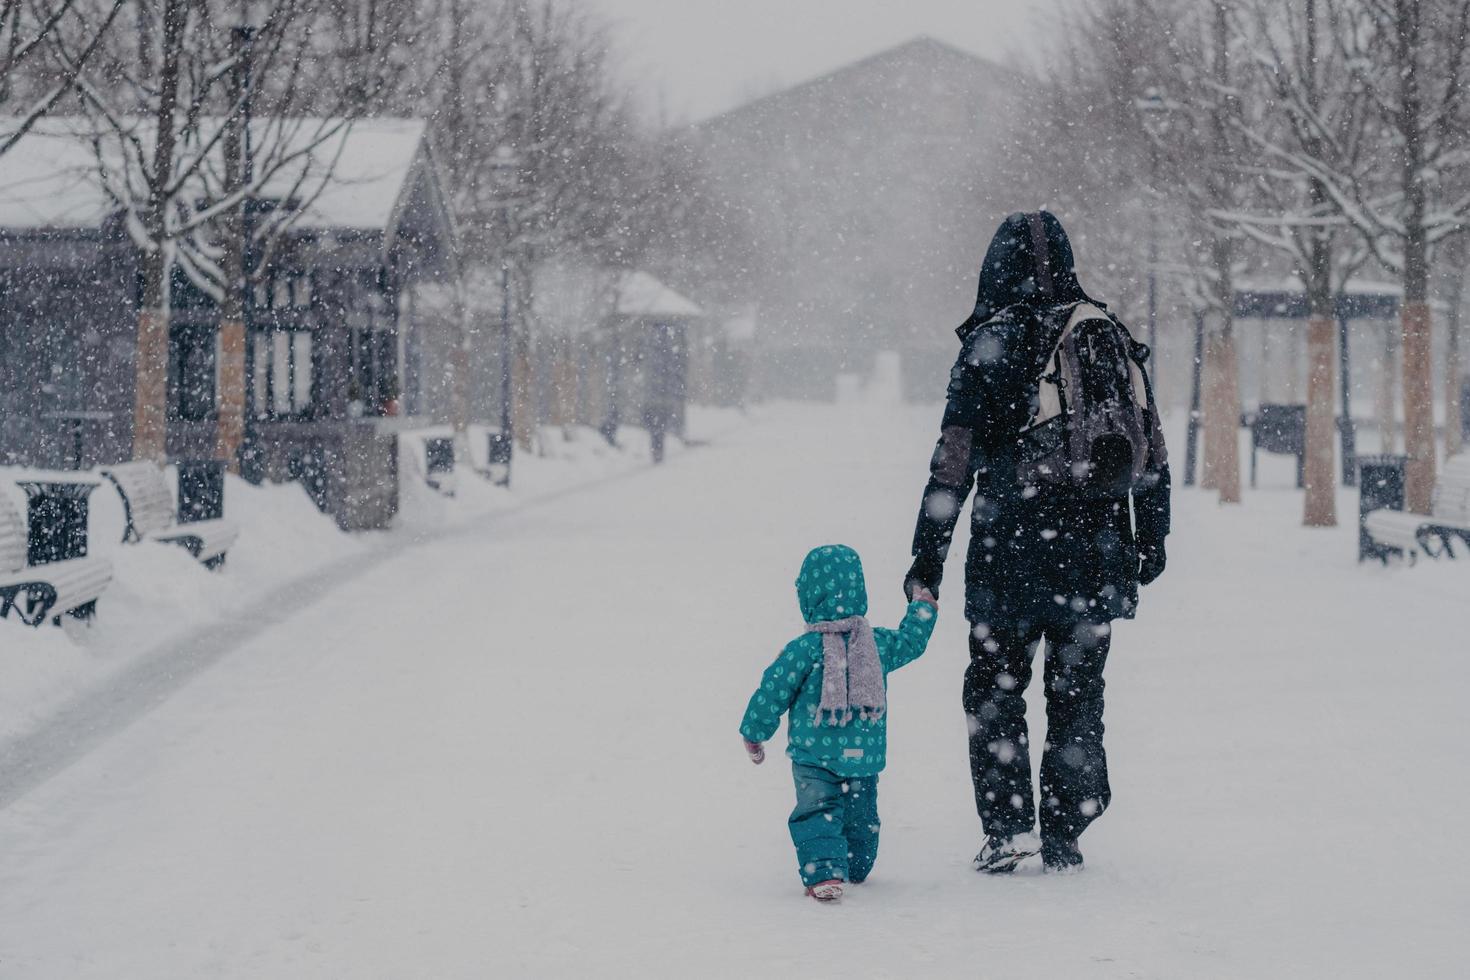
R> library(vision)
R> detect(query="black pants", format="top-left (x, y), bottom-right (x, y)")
top-left (964, 616), bottom-right (1112, 843)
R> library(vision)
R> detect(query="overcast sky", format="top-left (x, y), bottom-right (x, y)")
top-left (582, 0), bottom-right (1058, 123)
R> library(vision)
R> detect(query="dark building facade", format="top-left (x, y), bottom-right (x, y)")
top-left (0, 119), bottom-right (457, 527)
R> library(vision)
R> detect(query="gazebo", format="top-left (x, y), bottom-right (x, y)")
top-left (596, 271), bottom-right (705, 454)
top-left (1180, 282), bottom-right (1401, 488)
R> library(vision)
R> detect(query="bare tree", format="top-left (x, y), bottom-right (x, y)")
top-left (0, 0), bottom-right (123, 154)
top-left (1270, 0), bottom-right (1470, 511)
top-left (47, 0), bottom-right (405, 463)
top-left (1222, 0), bottom-right (1377, 525)
top-left (421, 0), bottom-right (644, 448)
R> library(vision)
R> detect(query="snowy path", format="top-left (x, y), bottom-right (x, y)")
top-left (0, 405), bottom-right (1466, 978)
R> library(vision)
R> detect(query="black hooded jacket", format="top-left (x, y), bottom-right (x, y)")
top-left (909, 211), bottom-right (1171, 625)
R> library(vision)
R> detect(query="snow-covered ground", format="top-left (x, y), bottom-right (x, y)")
top-left (0, 403), bottom-right (1466, 978)
top-left (0, 415), bottom-right (737, 743)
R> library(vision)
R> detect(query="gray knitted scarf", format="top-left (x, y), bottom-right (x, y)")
top-left (806, 616), bottom-right (886, 726)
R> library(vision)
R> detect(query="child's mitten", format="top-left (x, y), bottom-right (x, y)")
top-left (743, 739), bottom-right (765, 765)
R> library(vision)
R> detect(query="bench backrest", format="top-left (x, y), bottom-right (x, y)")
top-left (0, 491), bottom-right (26, 575)
top-left (102, 461), bottom-right (174, 541)
top-left (1434, 455), bottom-right (1470, 523)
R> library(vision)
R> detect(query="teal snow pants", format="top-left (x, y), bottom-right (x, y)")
top-left (789, 763), bottom-right (880, 887)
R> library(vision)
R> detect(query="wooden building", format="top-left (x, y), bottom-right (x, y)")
top-left (0, 118), bottom-right (457, 528)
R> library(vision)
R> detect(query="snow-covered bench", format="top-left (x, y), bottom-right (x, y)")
top-left (0, 490), bottom-right (112, 626)
top-left (101, 461), bottom-right (239, 569)
top-left (1362, 455), bottom-right (1470, 563)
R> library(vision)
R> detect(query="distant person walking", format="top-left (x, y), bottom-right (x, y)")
top-left (904, 211), bottom-right (1171, 874)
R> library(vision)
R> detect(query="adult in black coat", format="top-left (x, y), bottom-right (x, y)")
top-left (904, 210), bottom-right (1171, 873)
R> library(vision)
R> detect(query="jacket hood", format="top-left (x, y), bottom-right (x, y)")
top-left (796, 545), bottom-right (870, 624)
top-left (958, 210), bottom-right (1090, 338)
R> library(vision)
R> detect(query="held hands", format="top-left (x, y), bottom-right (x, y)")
top-left (1139, 539), bottom-right (1167, 586)
top-left (903, 557), bottom-right (941, 605)
top-left (909, 585), bottom-right (938, 610)
top-left (743, 739), bottom-right (765, 765)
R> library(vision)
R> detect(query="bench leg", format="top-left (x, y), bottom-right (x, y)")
top-left (54, 600), bottom-right (98, 628)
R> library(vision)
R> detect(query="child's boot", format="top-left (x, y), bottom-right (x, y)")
top-left (805, 879), bottom-right (844, 902)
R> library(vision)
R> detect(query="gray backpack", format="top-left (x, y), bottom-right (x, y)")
top-left (1016, 301), bottom-right (1168, 497)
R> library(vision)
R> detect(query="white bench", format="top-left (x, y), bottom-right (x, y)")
top-left (0, 491), bottom-right (112, 626)
top-left (101, 462), bottom-right (239, 569)
top-left (1363, 455), bottom-right (1470, 562)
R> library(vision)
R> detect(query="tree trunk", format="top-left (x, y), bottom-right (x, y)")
top-left (1395, 0), bottom-right (1436, 513)
top-left (215, 318), bottom-right (246, 470)
top-left (1401, 301), bottom-right (1436, 512)
top-left (131, 0), bottom-right (186, 464)
top-left (1200, 334), bottom-right (1220, 492)
top-left (1204, 1), bottom-right (1241, 504)
top-left (1206, 325), bottom-right (1243, 504)
top-left (1303, 315), bottom-right (1337, 525)
top-left (513, 333), bottom-right (534, 451)
top-left (214, 24), bottom-right (249, 474)
top-left (550, 337), bottom-right (577, 429)
top-left (132, 300), bottom-right (171, 464)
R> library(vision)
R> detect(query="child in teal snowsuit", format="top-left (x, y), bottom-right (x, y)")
top-left (740, 545), bottom-right (937, 899)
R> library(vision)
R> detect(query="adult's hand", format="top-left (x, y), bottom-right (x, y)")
top-left (904, 557), bottom-right (941, 603)
top-left (1139, 539), bottom-right (1166, 586)
top-left (910, 586), bottom-right (938, 610)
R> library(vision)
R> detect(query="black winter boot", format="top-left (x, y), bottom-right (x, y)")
top-left (973, 832), bottom-right (1040, 874)
top-left (1041, 837), bottom-right (1084, 874)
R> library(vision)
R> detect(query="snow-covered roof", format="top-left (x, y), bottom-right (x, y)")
top-left (0, 116), bottom-right (431, 232)
top-left (1234, 278), bottom-right (1406, 298)
top-left (615, 271), bottom-right (702, 318)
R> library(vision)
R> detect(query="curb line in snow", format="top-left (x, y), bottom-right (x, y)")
top-left (0, 429), bottom-right (743, 812)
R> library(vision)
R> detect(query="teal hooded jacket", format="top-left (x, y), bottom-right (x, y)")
top-left (739, 545), bottom-right (937, 778)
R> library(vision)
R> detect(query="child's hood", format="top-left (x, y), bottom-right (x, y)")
top-left (796, 545), bottom-right (870, 624)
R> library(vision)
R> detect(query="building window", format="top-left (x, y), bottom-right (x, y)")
top-left (251, 329), bottom-right (315, 419)
top-left (345, 273), bottom-right (400, 416)
top-left (168, 323), bottom-right (217, 422)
